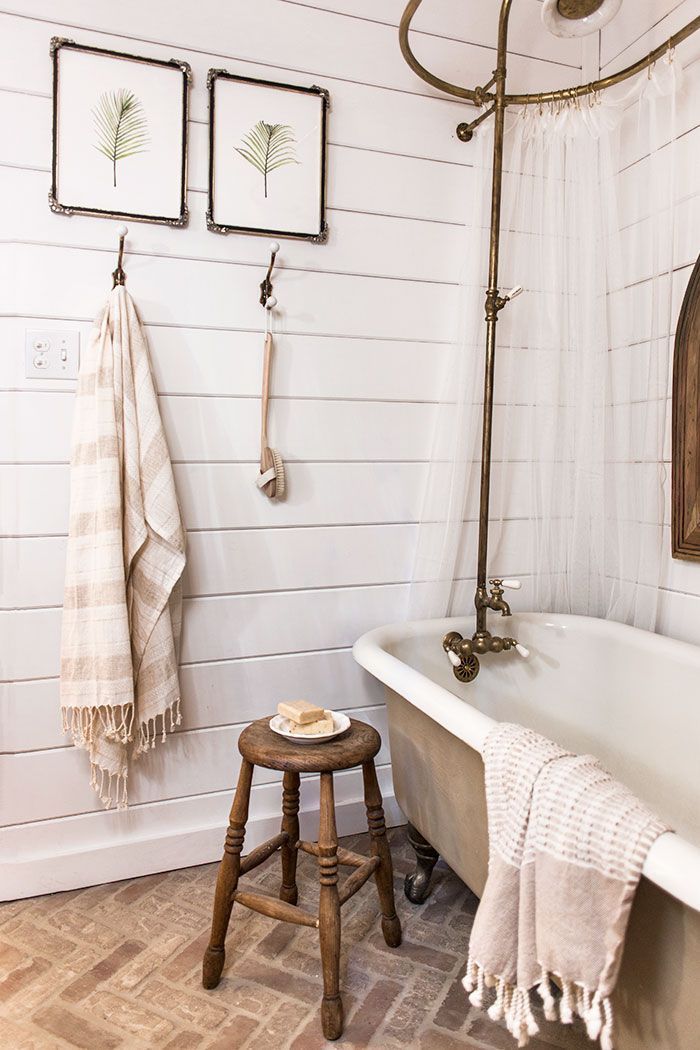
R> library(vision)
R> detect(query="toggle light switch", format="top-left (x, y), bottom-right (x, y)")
top-left (25, 329), bottom-right (80, 380)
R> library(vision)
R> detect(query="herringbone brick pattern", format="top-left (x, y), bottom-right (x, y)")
top-left (0, 827), bottom-right (589, 1049)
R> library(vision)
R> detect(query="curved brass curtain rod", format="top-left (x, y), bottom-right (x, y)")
top-left (400, 0), bottom-right (700, 109)
top-left (403, 0), bottom-right (700, 680)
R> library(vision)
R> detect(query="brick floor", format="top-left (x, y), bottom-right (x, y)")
top-left (0, 826), bottom-right (590, 1049)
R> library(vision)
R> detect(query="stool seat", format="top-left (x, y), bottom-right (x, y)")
top-left (239, 716), bottom-right (380, 772)
top-left (202, 714), bottom-right (401, 1041)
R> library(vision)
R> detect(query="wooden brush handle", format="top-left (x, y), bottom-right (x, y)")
top-left (260, 331), bottom-right (273, 458)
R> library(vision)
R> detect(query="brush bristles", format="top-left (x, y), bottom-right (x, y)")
top-left (259, 446), bottom-right (285, 499)
top-left (270, 448), bottom-right (285, 499)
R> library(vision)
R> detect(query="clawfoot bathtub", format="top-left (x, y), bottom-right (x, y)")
top-left (353, 613), bottom-right (700, 1050)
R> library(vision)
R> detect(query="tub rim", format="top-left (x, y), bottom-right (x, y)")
top-left (353, 612), bottom-right (700, 914)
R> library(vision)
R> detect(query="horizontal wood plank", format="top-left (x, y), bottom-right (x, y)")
top-left (0, 583), bottom-right (411, 680)
top-left (0, 243), bottom-right (458, 342)
top-left (0, 703), bottom-right (391, 824)
top-left (0, 317), bottom-right (452, 400)
top-left (0, 459), bottom-right (540, 537)
top-left (0, 461), bottom-right (430, 535)
top-left (1, 648), bottom-right (386, 752)
top-left (1, 526), bottom-right (417, 609)
top-left (2, 518), bottom-right (536, 610)
top-left (0, 390), bottom-right (439, 463)
top-left (0, 386), bottom-right (609, 466)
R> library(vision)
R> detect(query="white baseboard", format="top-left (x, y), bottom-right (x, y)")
top-left (1, 766), bottom-right (402, 900)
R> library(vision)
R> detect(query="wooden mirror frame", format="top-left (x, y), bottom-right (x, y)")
top-left (672, 254), bottom-right (700, 560)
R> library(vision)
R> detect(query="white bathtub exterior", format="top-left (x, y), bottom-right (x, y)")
top-left (353, 612), bottom-right (700, 914)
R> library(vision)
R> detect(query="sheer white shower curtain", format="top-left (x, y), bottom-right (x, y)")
top-left (409, 56), bottom-right (682, 631)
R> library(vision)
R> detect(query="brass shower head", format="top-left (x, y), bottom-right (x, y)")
top-left (542, 0), bottom-right (622, 37)
top-left (557, 0), bottom-right (606, 18)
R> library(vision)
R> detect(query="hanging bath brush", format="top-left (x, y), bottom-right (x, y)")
top-left (256, 296), bottom-right (286, 499)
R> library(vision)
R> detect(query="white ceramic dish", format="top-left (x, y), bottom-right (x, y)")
top-left (269, 711), bottom-right (350, 744)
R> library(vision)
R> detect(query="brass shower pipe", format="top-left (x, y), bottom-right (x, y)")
top-left (400, 0), bottom-right (700, 682)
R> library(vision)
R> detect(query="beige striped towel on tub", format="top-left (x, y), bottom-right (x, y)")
top-left (464, 722), bottom-right (669, 1049)
top-left (60, 286), bottom-right (186, 808)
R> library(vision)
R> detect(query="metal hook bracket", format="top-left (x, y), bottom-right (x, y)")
top-left (259, 241), bottom-right (280, 307)
top-left (112, 225), bottom-right (128, 288)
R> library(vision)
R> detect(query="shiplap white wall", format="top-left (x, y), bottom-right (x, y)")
top-left (600, 0), bottom-right (700, 645)
top-left (0, 1), bottom-right (576, 898)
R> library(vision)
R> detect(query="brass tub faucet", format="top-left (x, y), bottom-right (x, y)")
top-left (443, 579), bottom-right (529, 683)
top-left (476, 577), bottom-right (520, 617)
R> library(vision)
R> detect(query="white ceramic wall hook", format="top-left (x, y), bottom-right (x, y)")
top-left (265, 295), bottom-right (277, 310)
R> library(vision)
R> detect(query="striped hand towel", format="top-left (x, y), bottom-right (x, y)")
top-left (464, 722), bottom-right (668, 1049)
top-left (60, 286), bottom-right (186, 808)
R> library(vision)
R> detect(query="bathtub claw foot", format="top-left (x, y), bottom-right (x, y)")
top-left (404, 823), bottom-right (439, 904)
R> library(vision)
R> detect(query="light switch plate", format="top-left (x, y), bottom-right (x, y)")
top-left (25, 329), bottom-right (80, 380)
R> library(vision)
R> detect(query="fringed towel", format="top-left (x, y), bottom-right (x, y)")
top-left (463, 723), bottom-right (668, 1049)
top-left (60, 285), bottom-right (186, 808)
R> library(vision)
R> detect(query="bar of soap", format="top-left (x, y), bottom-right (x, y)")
top-left (289, 712), bottom-right (335, 736)
top-left (277, 699), bottom-right (325, 725)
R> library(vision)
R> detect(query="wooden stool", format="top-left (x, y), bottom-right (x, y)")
top-left (202, 716), bottom-right (402, 1040)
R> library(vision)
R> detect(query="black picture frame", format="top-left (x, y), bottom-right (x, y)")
top-left (207, 69), bottom-right (329, 243)
top-left (49, 37), bottom-right (190, 227)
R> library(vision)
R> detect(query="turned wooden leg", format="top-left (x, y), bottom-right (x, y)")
top-left (318, 771), bottom-right (343, 1041)
top-left (404, 821), bottom-right (440, 904)
top-left (280, 770), bottom-right (300, 905)
top-left (362, 761), bottom-right (402, 948)
top-left (202, 759), bottom-right (254, 989)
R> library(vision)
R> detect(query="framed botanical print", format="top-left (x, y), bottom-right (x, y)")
top-left (207, 70), bottom-right (328, 243)
top-left (50, 38), bottom-right (190, 226)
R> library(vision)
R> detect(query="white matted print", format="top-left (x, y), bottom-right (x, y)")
top-left (208, 71), bottom-right (328, 242)
top-left (50, 39), bottom-right (190, 226)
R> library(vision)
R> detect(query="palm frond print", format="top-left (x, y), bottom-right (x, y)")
top-left (235, 121), bottom-right (299, 197)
